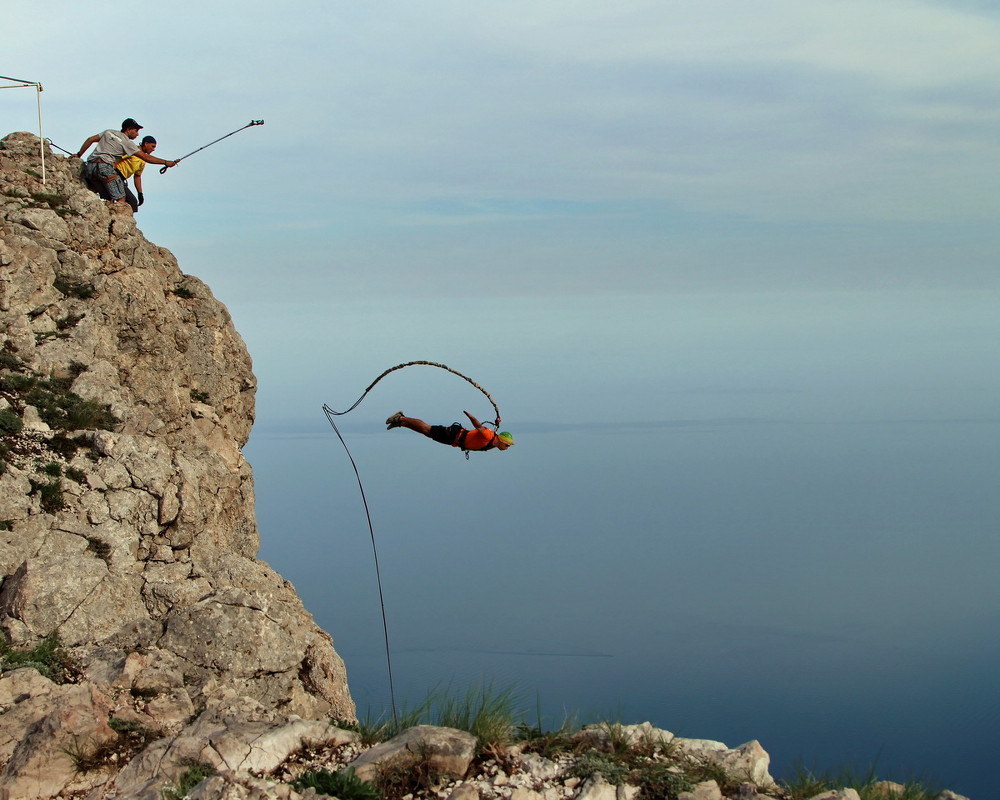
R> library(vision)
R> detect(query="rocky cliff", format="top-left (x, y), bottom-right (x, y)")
top-left (1, 132), bottom-right (354, 797)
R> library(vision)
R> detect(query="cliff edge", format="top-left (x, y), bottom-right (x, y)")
top-left (1, 132), bottom-right (354, 798)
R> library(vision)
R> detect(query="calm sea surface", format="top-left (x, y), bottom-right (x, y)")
top-left (248, 415), bottom-right (998, 799)
top-left (241, 290), bottom-right (998, 799)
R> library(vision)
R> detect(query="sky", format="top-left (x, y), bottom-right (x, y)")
top-left (8, 0), bottom-right (999, 424)
top-left (6, 1), bottom-right (1000, 305)
top-left (5, 3), bottom-right (1000, 795)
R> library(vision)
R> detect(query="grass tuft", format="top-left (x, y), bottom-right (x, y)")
top-left (0, 408), bottom-right (23, 434)
top-left (0, 631), bottom-right (75, 682)
top-left (292, 767), bottom-right (380, 800)
top-left (160, 761), bottom-right (216, 800)
top-left (433, 682), bottom-right (520, 753)
top-left (782, 762), bottom-right (939, 800)
top-left (29, 477), bottom-right (65, 513)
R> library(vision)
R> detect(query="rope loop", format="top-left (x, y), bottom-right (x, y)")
top-left (325, 360), bottom-right (502, 427)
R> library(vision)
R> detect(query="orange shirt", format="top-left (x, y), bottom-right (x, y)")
top-left (460, 427), bottom-right (497, 451)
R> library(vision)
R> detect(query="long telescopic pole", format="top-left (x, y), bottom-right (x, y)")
top-left (159, 119), bottom-right (264, 174)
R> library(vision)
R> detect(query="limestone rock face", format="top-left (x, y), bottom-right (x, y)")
top-left (1, 132), bottom-right (353, 796)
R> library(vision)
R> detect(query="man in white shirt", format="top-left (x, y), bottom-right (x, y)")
top-left (76, 118), bottom-right (177, 205)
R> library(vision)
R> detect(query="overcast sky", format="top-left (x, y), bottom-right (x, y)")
top-left (6, 2), bottom-right (1000, 297)
top-left (8, 0), bottom-right (1000, 429)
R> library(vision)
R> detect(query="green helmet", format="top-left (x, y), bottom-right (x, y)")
top-left (497, 431), bottom-right (514, 445)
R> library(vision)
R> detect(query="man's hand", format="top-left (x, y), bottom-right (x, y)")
top-left (137, 192), bottom-right (144, 207)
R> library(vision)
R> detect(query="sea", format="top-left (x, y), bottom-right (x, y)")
top-left (243, 290), bottom-right (999, 799)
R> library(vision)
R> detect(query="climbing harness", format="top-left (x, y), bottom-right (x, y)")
top-left (158, 119), bottom-right (264, 174)
top-left (320, 361), bottom-right (505, 723)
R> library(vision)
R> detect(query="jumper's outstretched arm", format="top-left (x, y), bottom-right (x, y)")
top-left (463, 410), bottom-right (485, 430)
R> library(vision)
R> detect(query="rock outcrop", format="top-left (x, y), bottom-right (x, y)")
top-left (1, 132), bottom-right (354, 797)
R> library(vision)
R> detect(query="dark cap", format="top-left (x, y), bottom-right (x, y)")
top-left (121, 118), bottom-right (143, 131)
top-left (141, 135), bottom-right (157, 145)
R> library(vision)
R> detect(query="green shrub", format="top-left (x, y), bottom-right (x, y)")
top-left (291, 767), bottom-right (380, 800)
top-left (350, 699), bottom-right (434, 747)
top-left (29, 477), bottom-right (65, 513)
top-left (515, 710), bottom-right (583, 758)
top-left (0, 372), bottom-right (35, 392)
top-left (632, 762), bottom-right (693, 798)
top-left (0, 349), bottom-right (24, 371)
top-left (0, 408), bottom-right (23, 434)
top-left (160, 762), bottom-right (216, 800)
top-left (568, 752), bottom-right (630, 786)
top-left (24, 382), bottom-right (118, 431)
top-left (0, 632), bottom-right (74, 682)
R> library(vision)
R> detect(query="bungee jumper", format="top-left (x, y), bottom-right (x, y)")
top-left (320, 360), bottom-right (513, 725)
top-left (323, 360), bottom-right (513, 459)
top-left (386, 410), bottom-right (514, 453)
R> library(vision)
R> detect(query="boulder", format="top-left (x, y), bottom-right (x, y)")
top-left (348, 725), bottom-right (478, 783)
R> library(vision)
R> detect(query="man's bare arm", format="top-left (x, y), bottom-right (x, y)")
top-left (75, 134), bottom-right (99, 158)
top-left (134, 151), bottom-right (178, 168)
top-left (463, 411), bottom-right (485, 430)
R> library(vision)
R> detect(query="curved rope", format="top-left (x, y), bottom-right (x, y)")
top-left (325, 360), bottom-right (502, 427)
top-left (321, 405), bottom-right (397, 725)
top-left (320, 360), bottom-right (501, 724)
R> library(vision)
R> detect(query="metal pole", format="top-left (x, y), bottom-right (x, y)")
top-left (35, 83), bottom-right (45, 185)
top-left (159, 120), bottom-right (264, 173)
top-left (0, 76), bottom-right (45, 185)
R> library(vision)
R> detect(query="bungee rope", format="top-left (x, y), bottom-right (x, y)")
top-left (322, 404), bottom-right (398, 725)
top-left (44, 138), bottom-right (74, 156)
top-left (321, 361), bottom-right (503, 725)
top-left (326, 360), bottom-right (502, 429)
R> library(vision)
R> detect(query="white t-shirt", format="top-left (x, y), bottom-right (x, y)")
top-left (90, 130), bottom-right (140, 165)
